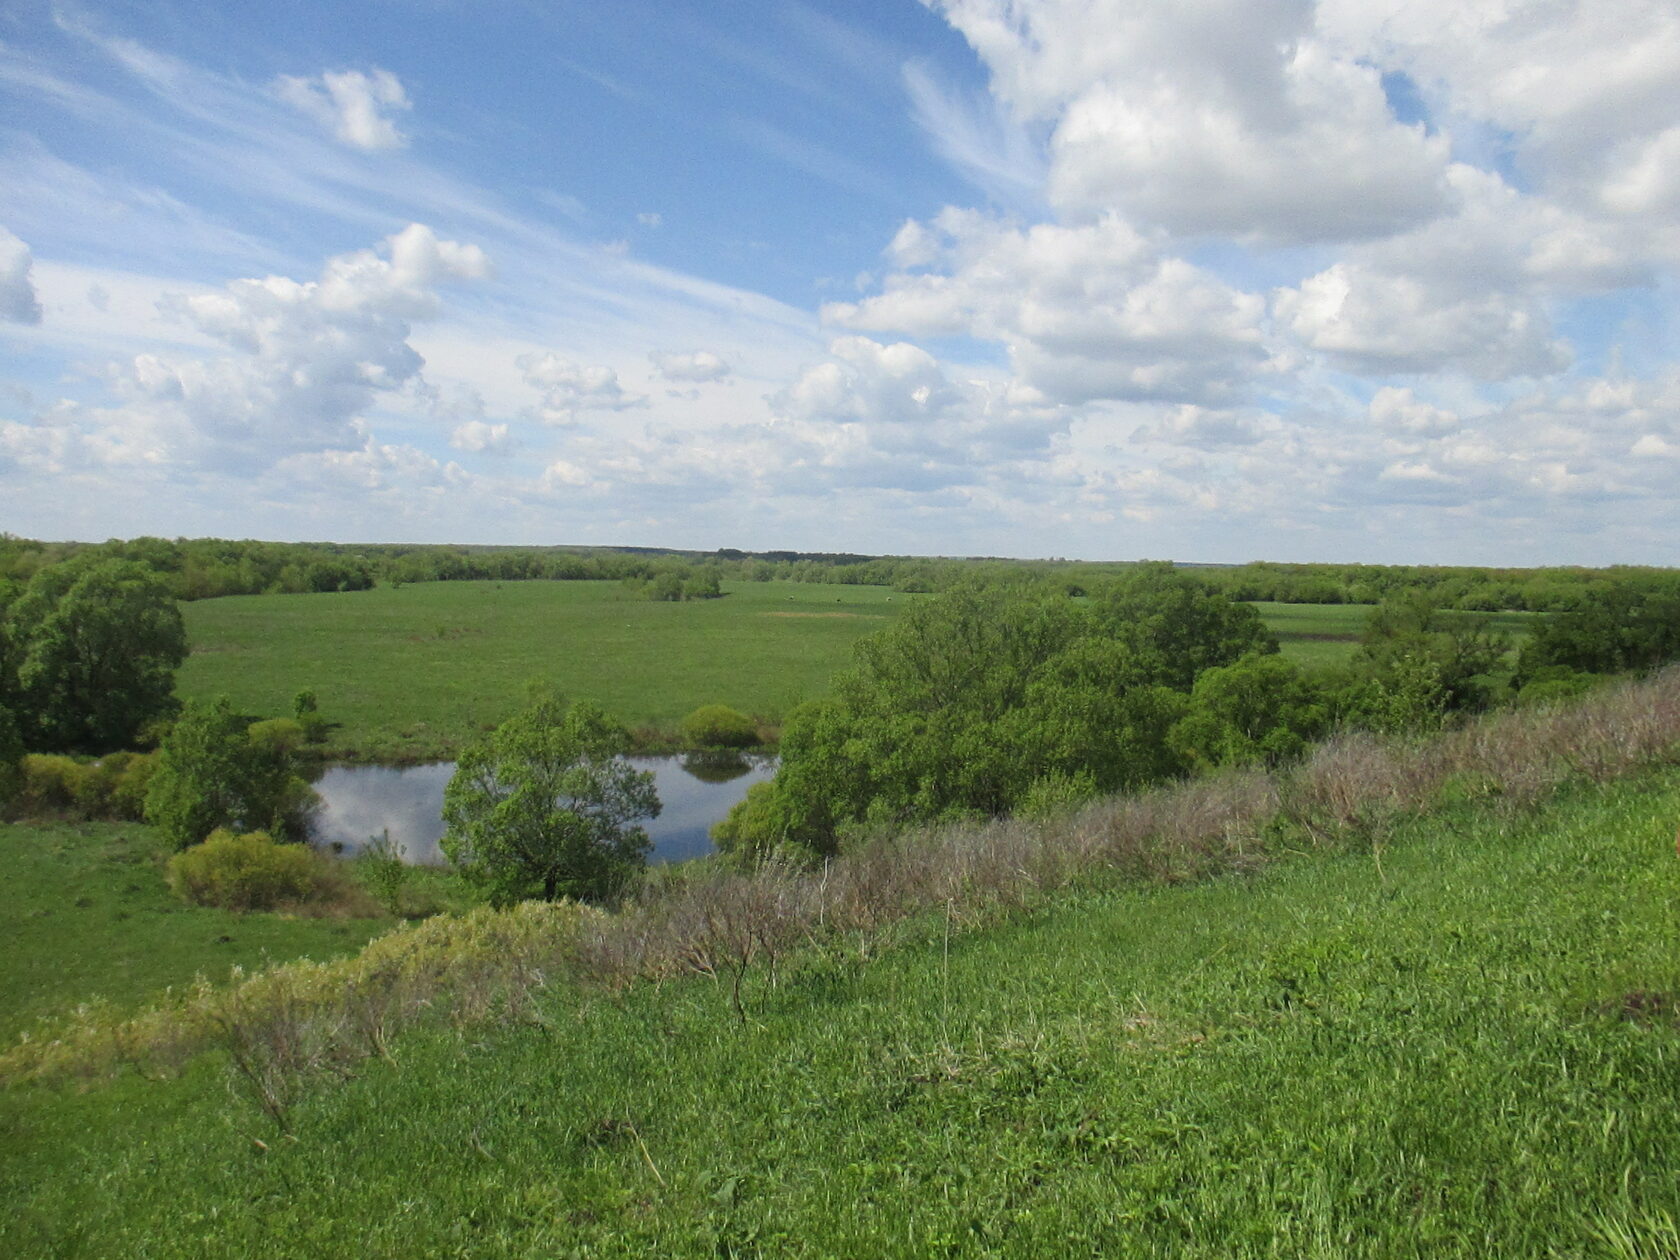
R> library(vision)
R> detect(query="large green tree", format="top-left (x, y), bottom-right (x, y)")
top-left (1169, 653), bottom-right (1330, 770)
top-left (6, 557), bottom-right (186, 753)
top-left (145, 698), bottom-right (314, 849)
top-left (442, 697), bottom-right (660, 904)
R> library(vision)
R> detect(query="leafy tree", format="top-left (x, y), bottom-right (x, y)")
top-left (1359, 652), bottom-right (1450, 735)
top-left (1090, 562), bottom-right (1278, 690)
top-left (1169, 653), bottom-right (1329, 770)
top-left (6, 557), bottom-right (186, 752)
top-left (1355, 592), bottom-right (1504, 715)
top-left (441, 697), bottom-right (659, 904)
top-left (145, 698), bottom-right (314, 849)
top-left (683, 567), bottom-right (723, 600)
top-left (719, 575), bottom-right (1272, 856)
top-left (1515, 577), bottom-right (1680, 680)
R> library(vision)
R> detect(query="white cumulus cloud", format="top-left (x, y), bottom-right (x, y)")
top-left (450, 420), bottom-right (510, 454)
top-left (929, 0), bottom-right (1453, 244)
top-left (98, 224), bottom-right (487, 471)
top-left (517, 353), bottom-right (647, 425)
top-left (827, 209), bottom-right (1267, 406)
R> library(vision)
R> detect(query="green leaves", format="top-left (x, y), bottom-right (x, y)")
top-left (144, 698), bottom-right (314, 849)
top-left (6, 557), bottom-right (186, 753)
top-left (441, 698), bottom-right (659, 905)
top-left (746, 570), bottom-right (1283, 852)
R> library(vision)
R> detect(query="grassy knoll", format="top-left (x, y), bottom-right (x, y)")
top-left (5, 768), bottom-right (1678, 1255)
top-left (0, 821), bottom-right (399, 1041)
top-left (178, 580), bottom-right (914, 762)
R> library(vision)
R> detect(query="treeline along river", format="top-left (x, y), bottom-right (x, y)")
top-left (310, 754), bottom-right (777, 865)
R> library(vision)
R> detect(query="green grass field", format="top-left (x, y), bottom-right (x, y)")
top-left (0, 821), bottom-right (398, 1041)
top-left (178, 580), bottom-right (916, 761)
top-left (5, 768), bottom-right (1677, 1256)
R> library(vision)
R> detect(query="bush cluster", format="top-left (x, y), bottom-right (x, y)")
top-left (679, 704), bottom-right (758, 749)
top-left (9, 751), bottom-right (159, 820)
top-left (165, 829), bottom-right (322, 912)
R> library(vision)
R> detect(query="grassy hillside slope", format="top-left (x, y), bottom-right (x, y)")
top-left (6, 767), bottom-right (1677, 1257)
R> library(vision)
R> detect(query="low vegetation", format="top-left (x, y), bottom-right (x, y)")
top-left (0, 821), bottom-right (396, 1042)
top-left (9, 665), bottom-right (1680, 1089)
top-left (678, 704), bottom-right (760, 749)
top-left (166, 829), bottom-right (334, 912)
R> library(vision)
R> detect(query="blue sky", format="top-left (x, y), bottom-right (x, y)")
top-left (2, 0), bottom-right (1678, 564)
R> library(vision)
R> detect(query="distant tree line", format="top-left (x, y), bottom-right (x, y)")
top-left (7, 532), bottom-right (1675, 616)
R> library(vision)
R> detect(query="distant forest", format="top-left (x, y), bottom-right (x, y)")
top-left (0, 532), bottom-right (1674, 613)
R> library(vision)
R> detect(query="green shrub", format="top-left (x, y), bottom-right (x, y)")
top-left (1016, 769), bottom-right (1099, 820)
top-left (710, 779), bottom-right (778, 861)
top-left (248, 717), bottom-right (307, 756)
top-left (69, 753), bottom-right (133, 817)
top-left (19, 753), bottom-right (82, 811)
top-left (679, 704), bottom-right (758, 749)
top-left (0, 704), bottom-right (22, 805)
top-left (357, 832), bottom-right (409, 916)
top-left (109, 751), bottom-right (160, 820)
top-left (166, 829), bottom-right (322, 912)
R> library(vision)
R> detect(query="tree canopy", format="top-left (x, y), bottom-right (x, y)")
top-left (442, 696), bottom-right (659, 904)
top-left (4, 557), bottom-right (186, 753)
top-left (718, 569), bottom-right (1280, 860)
top-left (144, 698), bottom-right (315, 849)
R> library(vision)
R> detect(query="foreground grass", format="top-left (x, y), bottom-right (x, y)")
top-left (0, 821), bottom-right (399, 1042)
top-left (179, 580), bottom-right (913, 761)
top-left (5, 769), bottom-right (1678, 1256)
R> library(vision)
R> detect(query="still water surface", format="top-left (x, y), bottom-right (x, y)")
top-left (310, 754), bottom-right (776, 866)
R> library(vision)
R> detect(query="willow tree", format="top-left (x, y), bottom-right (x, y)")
top-left (442, 696), bottom-right (659, 905)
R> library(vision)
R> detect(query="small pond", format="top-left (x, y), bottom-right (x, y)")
top-left (309, 753), bottom-right (777, 866)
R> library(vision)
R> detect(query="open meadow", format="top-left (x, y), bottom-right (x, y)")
top-left (178, 580), bottom-right (918, 761)
top-left (0, 821), bottom-right (401, 1042)
top-left (1255, 600), bottom-right (1539, 671)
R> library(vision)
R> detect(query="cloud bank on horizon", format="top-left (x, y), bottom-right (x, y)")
top-left (1, 0), bottom-right (1676, 564)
